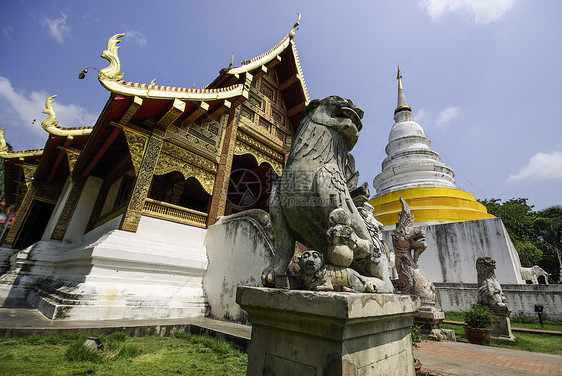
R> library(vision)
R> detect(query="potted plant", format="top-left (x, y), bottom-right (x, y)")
top-left (463, 304), bottom-right (492, 345)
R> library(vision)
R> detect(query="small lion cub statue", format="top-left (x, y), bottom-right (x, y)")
top-left (298, 250), bottom-right (376, 293)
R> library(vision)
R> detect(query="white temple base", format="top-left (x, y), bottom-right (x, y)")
top-left (0, 217), bottom-right (209, 320)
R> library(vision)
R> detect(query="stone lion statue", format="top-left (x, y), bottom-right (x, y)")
top-left (392, 197), bottom-right (435, 305)
top-left (298, 250), bottom-right (377, 292)
top-left (476, 256), bottom-right (508, 311)
top-left (262, 96), bottom-right (393, 292)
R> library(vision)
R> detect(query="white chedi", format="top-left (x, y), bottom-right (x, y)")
top-left (373, 69), bottom-right (456, 196)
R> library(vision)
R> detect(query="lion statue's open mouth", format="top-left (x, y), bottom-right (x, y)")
top-left (339, 105), bottom-right (364, 131)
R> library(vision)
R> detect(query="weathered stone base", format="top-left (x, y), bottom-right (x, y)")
top-left (491, 309), bottom-right (516, 342)
top-left (414, 306), bottom-right (446, 341)
top-left (236, 286), bottom-right (420, 376)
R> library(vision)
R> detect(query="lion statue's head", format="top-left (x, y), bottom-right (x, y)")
top-left (303, 96), bottom-right (364, 150)
top-left (476, 256), bottom-right (498, 286)
top-left (476, 256), bottom-right (496, 276)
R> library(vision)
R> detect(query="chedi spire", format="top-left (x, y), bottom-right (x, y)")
top-left (395, 66), bottom-right (411, 115)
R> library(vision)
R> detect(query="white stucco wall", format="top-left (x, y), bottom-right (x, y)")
top-left (100, 177), bottom-right (122, 217)
top-left (41, 177), bottom-right (73, 241)
top-left (383, 217), bottom-right (523, 284)
top-left (203, 210), bottom-right (274, 322)
top-left (63, 176), bottom-right (103, 244)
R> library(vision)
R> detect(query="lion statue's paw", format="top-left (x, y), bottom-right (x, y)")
top-left (261, 267), bottom-right (276, 287)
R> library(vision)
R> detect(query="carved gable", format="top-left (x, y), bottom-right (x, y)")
top-left (238, 67), bottom-right (294, 151)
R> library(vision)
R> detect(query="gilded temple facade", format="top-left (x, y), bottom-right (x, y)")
top-left (3, 18), bottom-right (308, 250)
top-left (0, 17), bottom-right (310, 320)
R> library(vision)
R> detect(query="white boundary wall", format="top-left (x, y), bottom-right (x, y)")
top-left (435, 283), bottom-right (562, 320)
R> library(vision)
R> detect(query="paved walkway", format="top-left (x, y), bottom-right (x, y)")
top-left (1, 300), bottom-right (560, 376)
top-left (415, 340), bottom-right (561, 376)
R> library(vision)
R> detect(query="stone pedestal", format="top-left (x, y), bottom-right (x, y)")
top-left (236, 286), bottom-right (420, 376)
top-left (491, 308), bottom-right (515, 342)
top-left (414, 306), bottom-right (446, 341)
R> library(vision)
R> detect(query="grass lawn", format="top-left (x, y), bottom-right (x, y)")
top-left (0, 332), bottom-right (247, 376)
top-left (442, 311), bottom-right (562, 354)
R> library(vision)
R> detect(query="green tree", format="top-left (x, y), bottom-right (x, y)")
top-left (513, 240), bottom-right (542, 266)
top-left (480, 198), bottom-right (561, 282)
top-left (532, 205), bottom-right (562, 282)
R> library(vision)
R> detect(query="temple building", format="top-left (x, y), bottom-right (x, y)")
top-left (370, 68), bottom-right (493, 227)
top-left (0, 17), bottom-right (309, 320)
top-left (371, 69), bottom-right (523, 290)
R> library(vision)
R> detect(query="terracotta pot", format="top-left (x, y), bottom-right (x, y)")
top-left (413, 358), bottom-right (422, 375)
top-left (464, 326), bottom-right (491, 345)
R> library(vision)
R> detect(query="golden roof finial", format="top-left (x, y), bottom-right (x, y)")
top-left (42, 95), bottom-right (59, 131)
top-left (228, 53), bottom-right (234, 70)
top-left (397, 65), bottom-right (403, 90)
top-left (0, 127), bottom-right (7, 153)
top-left (99, 33), bottom-right (125, 82)
top-left (289, 12), bottom-right (301, 40)
top-left (38, 95), bottom-right (92, 137)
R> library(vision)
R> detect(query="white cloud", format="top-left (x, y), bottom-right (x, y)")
top-left (507, 151), bottom-right (562, 182)
top-left (124, 30), bottom-right (147, 48)
top-left (434, 106), bottom-right (461, 128)
top-left (3, 26), bottom-right (14, 41)
top-left (420, 0), bottom-right (516, 25)
top-left (0, 77), bottom-right (97, 140)
top-left (415, 108), bottom-right (427, 124)
top-left (43, 12), bottom-right (70, 44)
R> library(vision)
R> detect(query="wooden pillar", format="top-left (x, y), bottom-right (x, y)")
top-left (207, 109), bottom-right (240, 226)
top-left (119, 126), bottom-right (165, 232)
top-left (50, 177), bottom-right (87, 240)
top-left (4, 184), bottom-right (37, 245)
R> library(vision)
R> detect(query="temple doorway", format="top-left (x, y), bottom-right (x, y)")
top-left (149, 172), bottom-right (210, 213)
top-left (13, 200), bottom-right (55, 249)
top-left (225, 154), bottom-right (278, 215)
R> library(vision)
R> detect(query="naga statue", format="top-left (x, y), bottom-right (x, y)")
top-left (392, 197), bottom-right (434, 304)
top-left (261, 96), bottom-right (393, 293)
top-left (393, 197), bottom-right (448, 340)
top-left (476, 256), bottom-right (508, 311)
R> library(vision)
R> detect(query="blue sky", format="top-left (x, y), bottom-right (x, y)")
top-left (1, 0), bottom-right (560, 210)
